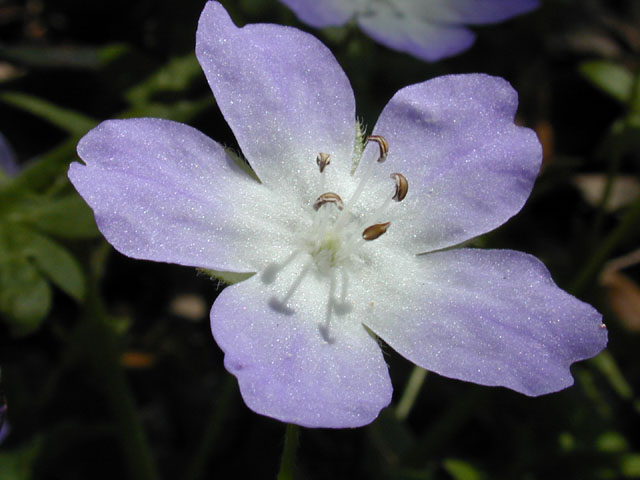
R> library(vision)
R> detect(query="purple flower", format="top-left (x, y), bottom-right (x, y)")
top-left (280, 0), bottom-right (538, 61)
top-left (68, 1), bottom-right (606, 428)
top-left (0, 132), bottom-right (19, 179)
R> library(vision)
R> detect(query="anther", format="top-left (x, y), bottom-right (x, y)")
top-left (316, 152), bottom-right (331, 173)
top-left (390, 173), bottom-right (408, 202)
top-left (366, 135), bottom-right (388, 163)
top-left (313, 192), bottom-right (344, 211)
top-left (362, 222), bottom-right (391, 241)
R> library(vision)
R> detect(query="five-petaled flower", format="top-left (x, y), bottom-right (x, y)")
top-left (69, 1), bottom-right (607, 428)
top-left (279, 0), bottom-right (539, 61)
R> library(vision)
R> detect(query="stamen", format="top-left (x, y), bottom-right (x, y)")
top-left (391, 173), bottom-right (408, 202)
top-left (362, 222), bottom-right (391, 241)
top-left (319, 272), bottom-right (337, 343)
top-left (262, 249), bottom-right (302, 284)
top-left (366, 135), bottom-right (388, 163)
top-left (358, 172), bottom-right (408, 230)
top-left (313, 192), bottom-right (344, 211)
top-left (316, 152), bottom-right (331, 173)
top-left (335, 134), bottom-right (390, 231)
top-left (269, 261), bottom-right (311, 314)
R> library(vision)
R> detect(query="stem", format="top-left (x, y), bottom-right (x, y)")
top-left (181, 376), bottom-right (237, 480)
top-left (79, 242), bottom-right (159, 480)
top-left (570, 194), bottom-right (640, 295)
top-left (82, 298), bottom-right (159, 480)
top-left (395, 366), bottom-right (428, 422)
top-left (277, 424), bottom-right (300, 480)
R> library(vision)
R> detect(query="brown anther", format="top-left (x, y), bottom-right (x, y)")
top-left (316, 152), bottom-right (331, 173)
top-left (390, 173), bottom-right (408, 202)
top-left (366, 135), bottom-right (388, 163)
top-left (313, 192), bottom-right (344, 211)
top-left (362, 222), bottom-right (391, 241)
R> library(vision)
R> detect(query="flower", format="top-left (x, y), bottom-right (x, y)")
top-left (279, 0), bottom-right (539, 61)
top-left (0, 132), bottom-right (19, 180)
top-left (68, 1), bottom-right (607, 428)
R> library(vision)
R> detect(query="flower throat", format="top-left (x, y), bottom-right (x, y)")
top-left (263, 134), bottom-right (408, 341)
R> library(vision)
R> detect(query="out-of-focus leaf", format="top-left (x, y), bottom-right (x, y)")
top-left (534, 120), bottom-right (555, 165)
top-left (0, 44), bottom-right (128, 69)
top-left (574, 174), bottom-right (640, 211)
top-left (0, 257), bottom-right (51, 336)
top-left (0, 62), bottom-right (26, 84)
top-left (600, 269), bottom-right (640, 331)
top-left (558, 432), bottom-right (575, 452)
top-left (0, 91), bottom-right (97, 136)
top-left (0, 436), bottom-right (42, 480)
top-left (597, 431), bottom-right (629, 453)
top-left (121, 351), bottom-right (157, 369)
top-left (622, 454), bottom-right (640, 478)
top-left (580, 61), bottom-right (634, 103)
top-left (14, 194), bottom-right (98, 239)
top-left (0, 220), bottom-right (85, 334)
top-left (368, 409), bottom-right (415, 467)
top-left (121, 98), bottom-right (213, 124)
top-left (442, 459), bottom-right (486, 480)
top-left (15, 227), bottom-right (85, 301)
top-left (591, 351), bottom-right (634, 400)
top-left (169, 293), bottom-right (208, 321)
top-left (125, 53), bottom-right (203, 104)
top-left (7, 140), bottom-right (76, 193)
top-left (381, 467), bottom-right (437, 480)
top-left (0, 187), bottom-right (98, 239)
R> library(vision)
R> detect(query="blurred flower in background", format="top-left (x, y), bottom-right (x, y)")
top-left (0, 132), bottom-right (19, 180)
top-left (279, 0), bottom-right (539, 61)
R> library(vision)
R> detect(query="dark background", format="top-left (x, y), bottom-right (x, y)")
top-left (1, 0), bottom-right (639, 478)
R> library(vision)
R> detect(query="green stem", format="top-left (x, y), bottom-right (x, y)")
top-left (81, 298), bottom-right (159, 480)
top-left (395, 366), bottom-right (428, 421)
top-left (570, 194), bottom-right (640, 295)
top-left (277, 424), bottom-right (300, 480)
top-left (78, 243), bottom-right (159, 480)
top-left (182, 376), bottom-right (237, 480)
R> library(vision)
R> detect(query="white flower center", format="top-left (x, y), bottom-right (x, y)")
top-left (262, 135), bottom-right (407, 341)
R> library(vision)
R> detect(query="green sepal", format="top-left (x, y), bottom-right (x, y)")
top-left (198, 268), bottom-right (254, 285)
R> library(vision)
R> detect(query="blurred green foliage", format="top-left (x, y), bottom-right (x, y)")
top-left (0, 0), bottom-right (639, 479)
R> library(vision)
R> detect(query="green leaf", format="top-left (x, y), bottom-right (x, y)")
top-left (580, 61), bottom-right (634, 103)
top-left (0, 257), bottom-right (51, 336)
top-left (622, 454), bottom-right (640, 478)
top-left (591, 350), bottom-right (634, 400)
top-left (597, 431), bottom-right (629, 453)
top-left (0, 91), bottom-right (97, 136)
top-left (124, 53), bottom-right (203, 104)
top-left (17, 194), bottom-right (98, 239)
top-left (0, 44), bottom-right (128, 69)
top-left (120, 98), bottom-right (213, 124)
top-left (0, 436), bottom-right (43, 480)
top-left (18, 228), bottom-right (85, 301)
top-left (442, 459), bottom-right (486, 480)
top-left (5, 139), bottom-right (78, 193)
